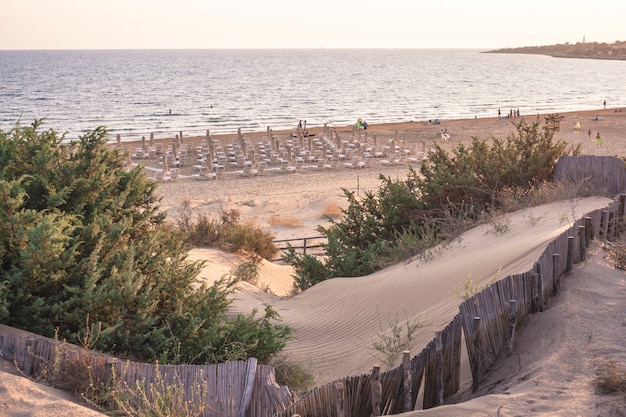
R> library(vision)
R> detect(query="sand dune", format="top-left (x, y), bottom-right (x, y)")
top-left (227, 197), bottom-right (613, 386)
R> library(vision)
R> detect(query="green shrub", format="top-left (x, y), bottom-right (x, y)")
top-left (223, 222), bottom-right (278, 260)
top-left (0, 120), bottom-right (291, 365)
top-left (284, 115), bottom-right (578, 287)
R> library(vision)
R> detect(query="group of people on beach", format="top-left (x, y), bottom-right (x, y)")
top-left (297, 120), bottom-right (308, 136)
top-left (575, 122), bottom-right (602, 146)
top-left (498, 108), bottom-right (520, 119)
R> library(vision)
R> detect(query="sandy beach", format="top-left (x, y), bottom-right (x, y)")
top-left (2, 107), bottom-right (625, 416)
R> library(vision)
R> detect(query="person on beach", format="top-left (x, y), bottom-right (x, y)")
top-left (596, 132), bottom-right (602, 147)
top-left (588, 128), bottom-right (592, 140)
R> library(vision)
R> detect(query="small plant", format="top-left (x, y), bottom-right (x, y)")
top-left (370, 309), bottom-right (423, 368)
top-left (568, 198), bottom-right (580, 223)
top-left (455, 268), bottom-right (501, 301)
top-left (558, 209), bottom-right (569, 225)
top-left (523, 212), bottom-right (543, 226)
top-left (487, 210), bottom-right (511, 235)
top-left (239, 199), bottom-right (256, 207)
top-left (231, 259), bottom-right (260, 285)
top-left (111, 364), bottom-right (208, 417)
top-left (270, 354), bottom-right (315, 396)
top-left (17, 331), bottom-right (93, 395)
top-left (268, 215), bottom-right (303, 228)
top-left (77, 314), bottom-right (103, 351)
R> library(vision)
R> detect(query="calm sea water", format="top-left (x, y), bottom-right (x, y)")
top-left (2, 49), bottom-right (626, 142)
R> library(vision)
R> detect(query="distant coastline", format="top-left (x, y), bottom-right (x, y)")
top-left (485, 40), bottom-right (626, 61)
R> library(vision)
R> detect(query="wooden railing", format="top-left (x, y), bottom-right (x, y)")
top-left (272, 235), bottom-right (327, 260)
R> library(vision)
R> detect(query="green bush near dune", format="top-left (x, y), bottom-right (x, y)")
top-left (286, 115), bottom-right (584, 291)
top-left (0, 120), bottom-right (291, 364)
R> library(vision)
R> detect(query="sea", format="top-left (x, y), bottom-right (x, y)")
top-left (2, 49), bottom-right (626, 143)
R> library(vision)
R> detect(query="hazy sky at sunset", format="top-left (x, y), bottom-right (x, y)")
top-left (2, 0), bottom-right (624, 50)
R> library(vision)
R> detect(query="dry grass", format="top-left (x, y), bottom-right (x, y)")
top-left (497, 176), bottom-right (601, 214)
top-left (604, 239), bottom-right (626, 270)
top-left (267, 215), bottom-right (303, 228)
top-left (319, 203), bottom-right (343, 220)
top-left (593, 360), bottom-right (626, 394)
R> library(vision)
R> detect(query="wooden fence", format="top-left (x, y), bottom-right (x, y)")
top-left (0, 325), bottom-right (295, 417)
top-left (554, 155), bottom-right (626, 195)
top-left (273, 235), bottom-right (327, 260)
top-left (274, 196), bottom-right (625, 417)
top-left (1, 156), bottom-right (625, 417)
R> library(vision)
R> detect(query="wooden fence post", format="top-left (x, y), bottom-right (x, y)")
top-left (508, 300), bottom-right (517, 354)
top-left (565, 236), bottom-right (574, 274)
top-left (237, 358), bottom-right (257, 417)
top-left (23, 336), bottom-right (35, 375)
top-left (608, 211), bottom-right (615, 239)
top-left (435, 332), bottom-right (444, 406)
top-left (535, 262), bottom-right (544, 311)
top-left (531, 273), bottom-right (540, 314)
top-left (584, 216), bottom-right (593, 244)
top-left (471, 317), bottom-right (481, 393)
top-left (371, 365), bottom-right (382, 416)
top-left (334, 381), bottom-right (346, 417)
top-left (619, 194), bottom-right (626, 234)
top-left (601, 210), bottom-right (609, 239)
top-left (552, 253), bottom-right (561, 294)
top-left (578, 225), bottom-right (586, 262)
top-left (403, 350), bottom-right (412, 412)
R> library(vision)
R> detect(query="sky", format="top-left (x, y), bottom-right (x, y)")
top-left (1, 0), bottom-right (624, 50)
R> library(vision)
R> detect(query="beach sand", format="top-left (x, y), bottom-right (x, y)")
top-left (2, 108), bottom-right (625, 416)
